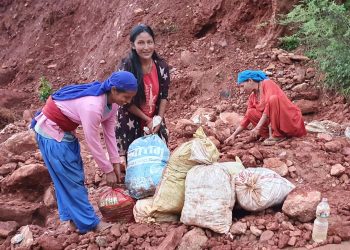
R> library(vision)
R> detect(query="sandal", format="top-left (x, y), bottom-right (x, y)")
top-left (262, 137), bottom-right (286, 146)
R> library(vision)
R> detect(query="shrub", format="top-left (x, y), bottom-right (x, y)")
top-left (38, 76), bottom-right (52, 102)
top-left (280, 0), bottom-right (350, 96)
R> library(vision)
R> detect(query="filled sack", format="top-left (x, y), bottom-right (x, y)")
top-left (151, 127), bottom-right (219, 214)
top-left (235, 167), bottom-right (295, 212)
top-left (126, 134), bottom-right (170, 199)
top-left (181, 162), bottom-right (244, 234)
top-left (98, 187), bottom-right (135, 223)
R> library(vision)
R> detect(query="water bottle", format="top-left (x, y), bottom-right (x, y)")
top-left (312, 198), bottom-right (330, 243)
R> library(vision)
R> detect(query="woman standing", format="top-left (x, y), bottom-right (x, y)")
top-left (116, 24), bottom-right (170, 160)
top-left (225, 70), bottom-right (306, 146)
top-left (33, 71), bottom-right (137, 233)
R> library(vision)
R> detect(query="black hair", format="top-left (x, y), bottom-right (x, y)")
top-left (128, 24), bottom-right (161, 106)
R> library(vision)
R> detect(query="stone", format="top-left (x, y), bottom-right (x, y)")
top-left (37, 235), bottom-right (63, 250)
top-left (259, 230), bottom-right (274, 242)
top-left (278, 54), bottom-right (292, 64)
top-left (282, 188), bottom-right (321, 222)
top-left (330, 164), bottom-right (345, 176)
top-left (2, 130), bottom-right (37, 154)
top-left (95, 236), bottom-right (107, 247)
top-left (342, 147), bottom-right (350, 156)
top-left (317, 133), bottom-right (333, 141)
top-left (0, 162), bottom-right (17, 176)
top-left (119, 233), bottom-right (130, 246)
top-left (242, 154), bottom-right (256, 167)
top-left (263, 158), bottom-right (288, 177)
top-left (219, 112), bottom-right (242, 128)
top-left (288, 166), bottom-right (297, 173)
top-left (2, 164), bottom-right (51, 192)
top-left (290, 55), bottom-right (310, 61)
top-left (47, 64), bottom-right (57, 69)
top-left (266, 222), bottom-right (279, 231)
top-left (294, 100), bottom-right (319, 115)
top-left (156, 225), bottom-right (187, 250)
top-left (248, 148), bottom-right (263, 160)
top-left (43, 186), bottom-right (56, 208)
top-left (324, 141), bottom-right (342, 153)
top-left (178, 227), bottom-right (208, 250)
top-left (288, 236), bottom-right (297, 246)
top-left (180, 50), bottom-right (194, 68)
top-left (333, 235), bottom-right (342, 244)
top-left (293, 68), bottom-right (306, 83)
top-left (278, 234), bottom-right (290, 248)
top-left (305, 68), bottom-right (316, 79)
top-left (99, 60), bottom-right (106, 64)
top-left (110, 224), bottom-right (121, 237)
top-left (230, 221), bottom-right (247, 235)
top-left (128, 224), bottom-right (152, 238)
top-left (250, 226), bottom-right (262, 236)
top-left (22, 110), bottom-right (33, 122)
top-left (0, 221), bottom-right (19, 238)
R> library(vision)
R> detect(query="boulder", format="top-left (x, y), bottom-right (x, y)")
top-left (282, 189), bottom-right (321, 222)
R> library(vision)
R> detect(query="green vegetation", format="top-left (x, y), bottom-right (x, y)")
top-left (279, 36), bottom-right (300, 51)
top-left (38, 76), bottom-right (52, 102)
top-left (280, 0), bottom-right (350, 96)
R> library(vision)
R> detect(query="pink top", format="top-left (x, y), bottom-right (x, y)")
top-left (35, 94), bottom-right (120, 173)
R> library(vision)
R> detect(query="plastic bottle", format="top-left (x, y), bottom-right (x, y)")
top-left (312, 198), bottom-right (330, 243)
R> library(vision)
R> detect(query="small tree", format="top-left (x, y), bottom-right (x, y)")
top-left (38, 76), bottom-right (52, 102)
top-left (280, 0), bottom-right (350, 96)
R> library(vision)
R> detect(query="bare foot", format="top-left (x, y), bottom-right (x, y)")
top-left (57, 221), bottom-right (76, 234)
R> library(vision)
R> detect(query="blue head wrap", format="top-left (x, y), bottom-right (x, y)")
top-left (52, 71), bottom-right (137, 101)
top-left (237, 70), bottom-right (269, 85)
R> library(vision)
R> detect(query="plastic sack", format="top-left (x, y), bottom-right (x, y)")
top-left (151, 127), bottom-right (220, 214)
top-left (181, 162), bottom-right (244, 234)
top-left (133, 197), bottom-right (179, 223)
top-left (126, 134), bottom-right (170, 199)
top-left (98, 187), bottom-right (135, 223)
top-left (235, 168), bottom-right (295, 212)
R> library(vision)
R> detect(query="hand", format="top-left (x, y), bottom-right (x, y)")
top-left (224, 134), bottom-right (236, 145)
top-left (146, 118), bottom-right (153, 134)
top-left (113, 163), bottom-right (122, 183)
top-left (153, 124), bottom-right (161, 134)
top-left (105, 171), bottom-right (118, 188)
top-left (250, 127), bottom-right (260, 140)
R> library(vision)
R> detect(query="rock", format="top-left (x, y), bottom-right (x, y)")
top-left (294, 67), bottom-right (306, 83)
top-left (0, 221), bottom-right (18, 238)
top-left (278, 54), bottom-right (292, 64)
top-left (156, 225), bottom-right (187, 250)
top-left (128, 224), bottom-right (152, 238)
top-left (250, 226), bottom-right (262, 236)
top-left (43, 186), bottom-right (56, 208)
top-left (230, 221), bottom-right (247, 235)
top-left (266, 222), bottom-right (279, 231)
top-left (22, 110), bottom-right (33, 122)
top-left (99, 60), bottom-right (106, 64)
top-left (330, 164), bottom-right (345, 176)
top-left (2, 163), bottom-right (51, 192)
top-left (134, 8), bottom-right (144, 14)
top-left (278, 234), bottom-right (290, 248)
top-left (0, 200), bottom-right (41, 225)
top-left (333, 235), bottom-right (342, 244)
top-left (2, 131), bottom-right (37, 154)
top-left (342, 147), bottom-right (350, 156)
top-left (248, 148), bottom-right (263, 160)
top-left (95, 236), bottom-right (107, 247)
top-left (37, 235), bottom-right (63, 250)
top-left (0, 162), bottom-right (17, 176)
top-left (288, 166), bottom-right (297, 173)
top-left (110, 224), bottom-right (121, 237)
top-left (260, 230), bottom-right (274, 242)
top-left (339, 174), bottom-right (349, 184)
top-left (180, 50), bottom-right (194, 68)
top-left (324, 141), bottom-right (342, 153)
top-left (263, 158), bottom-right (288, 177)
top-left (306, 68), bottom-right (316, 79)
top-left (317, 133), bottom-right (333, 141)
top-left (218, 39), bottom-right (228, 48)
top-left (219, 112), bottom-right (242, 128)
top-left (119, 233), bottom-right (130, 246)
top-left (288, 236), bottom-right (297, 246)
top-left (242, 154), bottom-right (256, 167)
top-left (294, 100), bottom-right (319, 115)
top-left (292, 83), bottom-right (309, 92)
top-left (329, 215), bottom-right (350, 240)
top-left (282, 188), bottom-right (321, 222)
top-left (178, 227), bottom-right (208, 250)
top-left (87, 243), bottom-right (99, 250)
top-left (290, 55), bottom-right (310, 61)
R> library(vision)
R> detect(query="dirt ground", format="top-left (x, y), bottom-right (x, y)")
top-left (1, 0), bottom-right (350, 249)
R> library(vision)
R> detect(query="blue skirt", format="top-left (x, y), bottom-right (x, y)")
top-left (35, 132), bottom-right (100, 233)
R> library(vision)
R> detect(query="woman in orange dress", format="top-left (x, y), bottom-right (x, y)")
top-left (225, 70), bottom-right (306, 146)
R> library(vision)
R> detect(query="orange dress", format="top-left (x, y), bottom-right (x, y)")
top-left (240, 79), bottom-right (306, 138)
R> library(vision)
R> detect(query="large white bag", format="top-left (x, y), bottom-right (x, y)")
top-left (235, 168), bottom-right (295, 212)
top-left (180, 162), bottom-right (244, 234)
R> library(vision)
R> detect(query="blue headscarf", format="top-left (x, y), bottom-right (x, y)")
top-left (237, 70), bottom-right (269, 85)
top-left (52, 71), bottom-right (137, 101)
